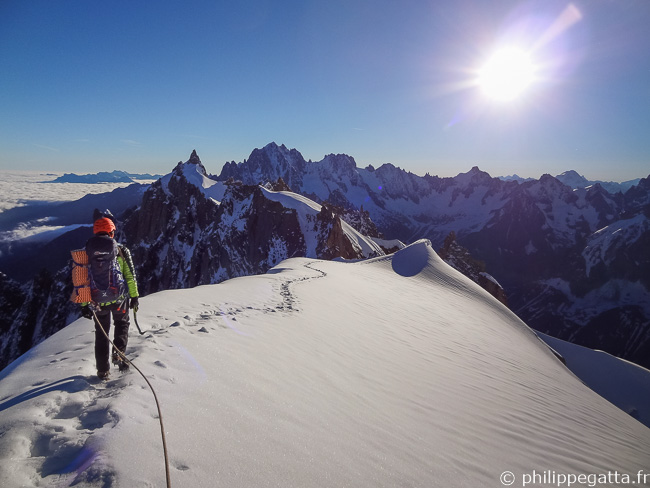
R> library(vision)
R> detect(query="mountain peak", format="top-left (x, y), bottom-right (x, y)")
top-left (454, 165), bottom-right (493, 186)
top-left (555, 170), bottom-right (588, 188)
top-left (321, 153), bottom-right (358, 176)
top-left (457, 166), bottom-right (488, 177)
top-left (179, 149), bottom-right (207, 177)
top-left (263, 141), bottom-right (286, 151)
top-left (226, 143), bottom-right (308, 188)
top-left (558, 169), bottom-right (586, 179)
top-left (188, 149), bottom-right (202, 165)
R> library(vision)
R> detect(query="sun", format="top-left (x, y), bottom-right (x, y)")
top-left (477, 47), bottom-right (536, 102)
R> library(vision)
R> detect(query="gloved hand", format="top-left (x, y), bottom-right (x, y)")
top-left (130, 297), bottom-right (139, 310)
top-left (81, 305), bottom-right (93, 320)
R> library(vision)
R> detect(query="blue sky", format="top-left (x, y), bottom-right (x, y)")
top-left (1, 0), bottom-right (649, 181)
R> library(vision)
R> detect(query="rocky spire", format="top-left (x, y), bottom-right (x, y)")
top-left (188, 149), bottom-right (201, 165)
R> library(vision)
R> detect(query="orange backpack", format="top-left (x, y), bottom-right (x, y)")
top-left (70, 249), bottom-right (92, 303)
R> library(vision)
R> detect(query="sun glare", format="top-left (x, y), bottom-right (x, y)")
top-left (478, 47), bottom-right (536, 102)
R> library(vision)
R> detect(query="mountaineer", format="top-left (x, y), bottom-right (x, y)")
top-left (75, 209), bottom-right (139, 380)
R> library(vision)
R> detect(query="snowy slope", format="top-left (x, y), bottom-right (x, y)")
top-left (538, 332), bottom-right (650, 428)
top-left (1, 241), bottom-right (649, 487)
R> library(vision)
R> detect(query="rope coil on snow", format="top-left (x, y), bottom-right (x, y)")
top-left (92, 309), bottom-right (172, 488)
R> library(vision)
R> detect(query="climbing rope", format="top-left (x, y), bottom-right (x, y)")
top-left (91, 309), bottom-right (172, 488)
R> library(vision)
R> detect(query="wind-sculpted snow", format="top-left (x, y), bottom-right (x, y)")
top-left (1, 241), bottom-right (648, 487)
top-left (391, 238), bottom-right (431, 277)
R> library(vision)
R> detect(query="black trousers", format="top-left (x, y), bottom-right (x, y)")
top-left (93, 302), bottom-right (130, 372)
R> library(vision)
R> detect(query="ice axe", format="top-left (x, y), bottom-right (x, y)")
top-left (133, 307), bottom-right (145, 335)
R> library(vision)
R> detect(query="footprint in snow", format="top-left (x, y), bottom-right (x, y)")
top-left (54, 401), bottom-right (85, 420)
top-left (78, 405), bottom-right (119, 431)
top-left (11, 375), bottom-right (125, 484)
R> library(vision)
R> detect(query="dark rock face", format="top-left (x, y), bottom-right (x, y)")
top-left (0, 274), bottom-right (26, 351)
top-left (123, 161), bottom-right (222, 293)
top-left (219, 142), bottom-right (307, 190)
top-left (214, 182), bottom-right (307, 277)
top-left (314, 203), bottom-right (358, 261)
top-left (0, 268), bottom-right (76, 371)
top-left (342, 206), bottom-right (382, 239)
top-left (438, 232), bottom-right (508, 306)
top-left (572, 307), bottom-right (650, 362)
top-left (266, 177), bottom-right (292, 192)
top-left (624, 175), bottom-right (650, 210)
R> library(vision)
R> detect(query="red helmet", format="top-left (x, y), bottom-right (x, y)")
top-left (93, 217), bottom-right (116, 235)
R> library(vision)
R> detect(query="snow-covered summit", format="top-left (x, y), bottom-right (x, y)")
top-left (219, 142), bottom-right (307, 190)
top-left (0, 241), bottom-right (648, 487)
top-left (453, 165), bottom-right (493, 187)
top-left (159, 150), bottom-right (226, 202)
top-left (556, 170), bottom-right (590, 188)
top-left (555, 170), bottom-right (642, 193)
top-left (499, 171), bottom-right (641, 193)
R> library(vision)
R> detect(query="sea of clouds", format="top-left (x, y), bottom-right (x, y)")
top-left (0, 171), bottom-right (151, 242)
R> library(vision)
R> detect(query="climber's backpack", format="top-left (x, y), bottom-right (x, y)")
top-left (70, 249), bottom-right (91, 303)
top-left (85, 234), bottom-right (126, 304)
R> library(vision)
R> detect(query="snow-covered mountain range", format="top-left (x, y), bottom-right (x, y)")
top-left (0, 151), bottom-right (392, 371)
top-left (122, 151), bottom-right (383, 295)
top-left (1, 143), bottom-right (648, 373)
top-left (1, 241), bottom-right (649, 487)
top-left (217, 143), bottom-right (650, 368)
top-left (554, 170), bottom-right (641, 194)
top-left (501, 170), bottom-right (640, 194)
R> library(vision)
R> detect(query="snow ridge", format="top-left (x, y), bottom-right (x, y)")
top-left (215, 144), bottom-right (650, 368)
top-left (1, 241), bottom-right (648, 487)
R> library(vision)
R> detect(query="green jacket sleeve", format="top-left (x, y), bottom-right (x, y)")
top-left (118, 245), bottom-right (139, 298)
